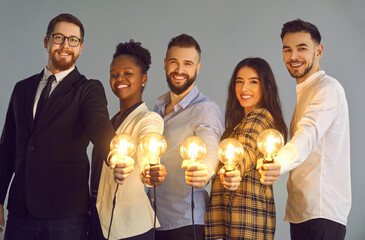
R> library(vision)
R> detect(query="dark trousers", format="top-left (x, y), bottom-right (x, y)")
top-left (155, 225), bottom-right (205, 240)
top-left (290, 218), bottom-right (346, 240)
top-left (4, 212), bottom-right (88, 240)
top-left (88, 204), bottom-right (154, 240)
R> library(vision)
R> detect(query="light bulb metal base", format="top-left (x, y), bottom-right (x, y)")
top-left (263, 157), bottom-right (274, 164)
top-left (224, 166), bottom-right (236, 172)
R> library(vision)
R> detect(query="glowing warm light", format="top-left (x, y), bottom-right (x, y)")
top-left (257, 129), bottom-right (284, 162)
top-left (139, 132), bottom-right (167, 165)
top-left (180, 136), bottom-right (207, 163)
top-left (109, 133), bottom-right (136, 166)
top-left (217, 138), bottom-right (244, 171)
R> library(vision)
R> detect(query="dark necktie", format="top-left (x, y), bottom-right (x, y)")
top-left (36, 74), bottom-right (55, 120)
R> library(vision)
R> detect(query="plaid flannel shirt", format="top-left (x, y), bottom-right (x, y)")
top-left (205, 107), bottom-right (276, 240)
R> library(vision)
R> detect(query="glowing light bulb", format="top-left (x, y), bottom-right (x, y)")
top-left (139, 132), bottom-right (167, 165)
top-left (217, 138), bottom-right (244, 171)
top-left (180, 136), bottom-right (207, 164)
top-left (109, 133), bottom-right (136, 166)
top-left (257, 129), bottom-right (284, 163)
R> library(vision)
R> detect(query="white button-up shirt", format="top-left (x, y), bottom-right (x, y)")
top-left (275, 70), bottom-right (351, 225)
top-left (33, 66), bottom-right (75, 118)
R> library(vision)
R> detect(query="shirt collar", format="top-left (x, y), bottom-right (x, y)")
top-left (111, 102), bottom-right (143, 130)
top-left (156, 85), bottom-right (200, 111)
top-left (296, 70), bottom-right (325, 90)
top-left (43, 66), bottom-right (75, 83)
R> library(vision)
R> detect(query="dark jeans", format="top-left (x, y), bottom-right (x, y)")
top-left (155, 225), bottom-right (205, 240)
top-left (4, 212), bottom-right (88, 240)
top-left (290, 218), bottom-right (346, 240)
top-left (88, 204), bottom-right (154, 240)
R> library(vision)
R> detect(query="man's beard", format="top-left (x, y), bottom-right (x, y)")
top-left (166, 71), bottom-right (196, 95)
top-left (50, 48), bottom-right (78, 71)
top-left (287, 53), bottom-right (315, 79)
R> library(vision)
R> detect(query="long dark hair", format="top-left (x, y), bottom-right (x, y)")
top-left (223, 57), bottom-right (288, 142)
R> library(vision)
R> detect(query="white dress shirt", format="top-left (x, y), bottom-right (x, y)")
top-left (275, 70), bottom-right (351, 225)
top-left (33, 66), bottom-right (75, 118)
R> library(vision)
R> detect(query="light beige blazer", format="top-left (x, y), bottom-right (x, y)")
top-left (96, 103), bottom-right (163, 239)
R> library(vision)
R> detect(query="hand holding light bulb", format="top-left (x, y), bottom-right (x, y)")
top-left (256, 129), bottom-right (284, 185)
top-left (139, 132), bottom-right (168, 186)
top-left (180, 136), bottom-right (209, 188)
top-left (108, 133), bottom-right (136, 185)
top-left (217, 138), bottom-right (244, 191)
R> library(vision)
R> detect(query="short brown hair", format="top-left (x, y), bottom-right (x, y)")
top-left (280, 19), bottom-right (321, 44)
top-left (46, 13), bottom-right (84, 41)
top-left (167, 34), bottom-right (201, 59)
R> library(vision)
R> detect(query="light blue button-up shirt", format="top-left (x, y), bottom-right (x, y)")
top-left (149, 85), bottom-right (223, 230)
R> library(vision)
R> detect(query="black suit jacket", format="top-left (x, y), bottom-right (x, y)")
top-left (0, 68), bottom-right (115, 218)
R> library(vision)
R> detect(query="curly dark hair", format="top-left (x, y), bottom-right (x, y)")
top-left (112, 40), bottom-right (151, 74)
top-left (223, 57), bottom-right (288, 142)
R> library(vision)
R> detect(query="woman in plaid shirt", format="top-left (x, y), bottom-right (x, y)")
top-left (205, 58), bottom-right (287, 240)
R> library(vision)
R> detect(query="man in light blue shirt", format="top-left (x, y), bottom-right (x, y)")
top-left (149, 34), bottom-right (223, 240)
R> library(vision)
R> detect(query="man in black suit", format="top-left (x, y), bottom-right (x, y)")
top-left (0, 13), bottom-right (115, 239)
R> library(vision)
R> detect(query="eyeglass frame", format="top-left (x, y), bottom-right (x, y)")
top-left (47, 33), bottom-right (83, 47)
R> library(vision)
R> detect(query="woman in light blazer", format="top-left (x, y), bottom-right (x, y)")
top-left (89, 40), bottom-right (166, 240)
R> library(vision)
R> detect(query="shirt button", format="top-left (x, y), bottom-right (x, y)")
top-left (28, 145), bottom-right (35, 151)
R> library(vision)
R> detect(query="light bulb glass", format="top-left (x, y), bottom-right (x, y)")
top-left (139, 132), bottom-right (167, 165)
top-left (217, 138), bottom-right (244, 171)
top-left (257, 129), bottom-right (284, 162)
top-left (109, 133), bottom-right (136, 165)
top-left (180, 136), bottom-right (207, 163)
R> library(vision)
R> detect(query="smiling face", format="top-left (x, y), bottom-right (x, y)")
top-left (282, 31), bottom-right (323, 84)
top-left (44, 21), bottom-right (83, 73)
top-left (164, 46), bottom-right (201, 95)
top-left (235, 66), bottom-right (263, 115)
top-left (110, 54), bottom-right (146, 106)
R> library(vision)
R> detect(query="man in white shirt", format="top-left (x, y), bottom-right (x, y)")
top-left (258, 19), bottom-right (351, 240)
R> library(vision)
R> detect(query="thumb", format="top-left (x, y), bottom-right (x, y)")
top-left (218, 168), bottom-right (226, 176)
top-left (256, 158), bottom-right (264, 170)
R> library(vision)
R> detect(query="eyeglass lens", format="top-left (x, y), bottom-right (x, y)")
top-left (52, 34), bottom-right (80, 47)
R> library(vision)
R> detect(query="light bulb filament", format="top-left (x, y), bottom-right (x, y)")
top-left (226, 144), bottom-right (235, 161)
top-left (148, 138), bottom-right (158, 161)
top-left (118, 139), bottom-right (130, 156)
top-left (266, 135), bottom-right (275, 155)
top-left (188, 142), bottom-right (198, 161)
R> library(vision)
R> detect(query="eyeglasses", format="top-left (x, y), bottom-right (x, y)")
top-left (48, 33), bottom-right (82, 47)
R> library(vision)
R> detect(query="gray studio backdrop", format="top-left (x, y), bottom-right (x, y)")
top-left (0, 0), bottom-right (364, 239)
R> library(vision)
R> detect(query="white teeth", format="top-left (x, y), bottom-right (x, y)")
top-left (173, 75), bottom-right (185, 80)
top-left (117, 84), bottom-right (128, 89)
top-left (291, 63), bottom-right (302, 67)
top-left (241, 95), bottom-right (252, 99)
